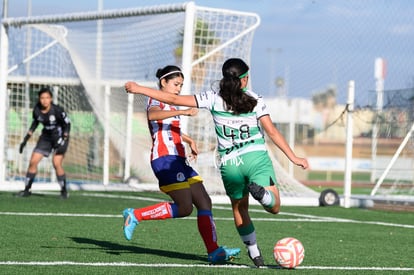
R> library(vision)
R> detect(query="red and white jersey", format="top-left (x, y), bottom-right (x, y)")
top-left (147, 97), bottom-right (186, 161)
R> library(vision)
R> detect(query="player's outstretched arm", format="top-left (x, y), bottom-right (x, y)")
top-left (125, 81), bottom-right (197, 108)
top-left (148, 107), bottom-right (198, 121)
top-left (260, 115), bottom-right (309, 169)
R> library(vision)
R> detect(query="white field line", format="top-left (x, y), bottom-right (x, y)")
top-left (80, 192), bottom-right (414, 229)
top-left (1, 192), bottom-right (413, 229)
top-left (1, 192), bottom-right (413, 271)
top-left (0, 261), bottom-right (412, 271)
top-left (0, 212), bottom-right (120, 218)
top-left (1, 211), bottom-right (413, 229)
top-left (0, 212), bottom-right (341, 223)
top-left (218, 206), bottom-right (414, 229)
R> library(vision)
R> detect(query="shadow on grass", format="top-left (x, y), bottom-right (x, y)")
top-left (12, 192), bottom-right (47, 198)
top-left (70, 237), bottom-right (207, 262)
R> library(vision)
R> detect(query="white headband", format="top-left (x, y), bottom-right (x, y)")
top-left (159, 70), bottom-right (182, 80)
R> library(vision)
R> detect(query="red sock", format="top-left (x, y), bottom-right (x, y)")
top-left (133, 202), bottom-right (174, 221)
top-left (197, 210), bottom-right (219, 253)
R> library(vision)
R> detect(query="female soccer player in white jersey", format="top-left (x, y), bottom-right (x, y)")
top-left (125, 58), bottom-right (309, 267)
top-left (122, 65), bottom-right (240, 264)
top-left (17, 87), bottom-right (71, 199)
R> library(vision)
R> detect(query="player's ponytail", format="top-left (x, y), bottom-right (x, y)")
top-left (156, 65), bottom-right (184, 89)
top-left (219, 58), bottom-right (257, 115)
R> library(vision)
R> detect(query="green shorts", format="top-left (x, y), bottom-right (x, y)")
top-left (219, 150), bottom-right (277, 200)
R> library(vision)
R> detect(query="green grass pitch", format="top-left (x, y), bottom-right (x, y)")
top-left (0, 190), bottom-right (413, 274)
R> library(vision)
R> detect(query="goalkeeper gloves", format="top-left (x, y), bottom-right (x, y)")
top-left (19, 134), bottom-right (31, 154)
top-left (55, 135), bottom-right (68, 149)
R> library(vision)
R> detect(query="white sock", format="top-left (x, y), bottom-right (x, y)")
top-left (240, 231), bottom-right (260, 258)
top-left (247, 244), bottom-right (261, 259)
top-left (260, 190), bottom-right (275, 207)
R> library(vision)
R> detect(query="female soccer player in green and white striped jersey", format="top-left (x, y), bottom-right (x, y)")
top-left (125, 58), bottom-right (309, 267)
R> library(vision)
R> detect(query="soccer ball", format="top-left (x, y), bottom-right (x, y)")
top-left (273, 237), bottom-right (305, 268)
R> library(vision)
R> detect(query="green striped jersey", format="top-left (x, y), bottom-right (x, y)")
top-left (195, 90), bottom-right (269, 161)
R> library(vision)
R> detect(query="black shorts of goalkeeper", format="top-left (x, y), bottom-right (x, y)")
top-left (33, 135), bottom-right (69, 157)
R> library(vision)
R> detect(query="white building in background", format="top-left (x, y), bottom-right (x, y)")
top-left (265, 97), bottom-right (314, 126)
top-left (264, 97), bottom-right (314, 146)
top-left (263, 97), bottom-right (314, 175)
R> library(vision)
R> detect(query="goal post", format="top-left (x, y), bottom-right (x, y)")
top-left (1, 3), bottom-right (191, 189)
top-left (370, 122), bottom-right (414, 196)
top-left (1, 2), bottom-right (318, 205)
top-left (0, 14), bottom-right (8, 184)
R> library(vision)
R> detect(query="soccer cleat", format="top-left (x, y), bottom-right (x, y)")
top-left (247, 182), bottom-right (265, 201)
top-left (223, 246), bottom-right (241, 259)
top-left (16, 190), bottom-right (31, 197)
top-left (60, 189), bottom-right (69, 199)
top-left (248, 250), bottom-right (265, 268)
top-left (208, 246), bottom-right (241, 264)
top-left (122, 208), bottom-right (139, 241)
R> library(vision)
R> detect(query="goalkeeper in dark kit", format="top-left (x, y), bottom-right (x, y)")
top-left (17, 87), bottom-right (71, 199)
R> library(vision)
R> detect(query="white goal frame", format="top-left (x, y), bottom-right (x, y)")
top-left (0, 2), bottom-right (261, 185)
top-left (1, 4), bottom-right (195, 185)
top-left (0, 2), bottom-right (319, 206)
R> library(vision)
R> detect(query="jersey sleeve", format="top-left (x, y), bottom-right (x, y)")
top-left (147, 97), bottom-right (163, 111)
top-left (194, 90), bottom-right (215, 110)
top-left (255, 95), bottom-right (270, 119)
top-left (57, 105), bottom-right (71, 136)
top-left (28, 106), bottom-right (40, 133)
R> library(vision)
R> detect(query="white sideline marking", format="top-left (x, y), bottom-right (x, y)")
top-left (0, 261), bottom-right (248, 268)
top-left (0, 261), bottom-right (412, 271)
top-left (216, 206), bottom-right (414, 229)
top-left (298, 266), bottom-right (414, 271)
top-left (0, 212), bottom-right (120, 218)
top-left (1, 192), bottom-right (413, 271)
top-left (1, 210), bottom-right (413, 229)
top-left (1, 192), bottom-right (413, 229)
top-left (80, 192), bottom-right (414, 228)
top-left (0, 212), bottom-right (337, 223)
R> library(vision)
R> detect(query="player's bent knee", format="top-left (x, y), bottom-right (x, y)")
top-left (178, 204), bottom-right (194, 217)
top-left (265, 204), bottom-right (280, 215)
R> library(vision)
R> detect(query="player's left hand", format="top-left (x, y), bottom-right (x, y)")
top-left (55, 136), bottom-right (68, 148)
top-left (186, 140), bottom-right (198, 162)
top-left (187, 153), bottom-right (197, 162)
top-left (184, 108), bottom-right (198, 117)
top-left (295, 157), bottom-right (309, 169)
top-left (56, 137), bottom-right (65, 148)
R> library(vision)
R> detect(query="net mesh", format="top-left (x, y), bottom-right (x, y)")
top-left (364, 88), bottom-right (414, 196)
top-left (5, 6), bottom-right (188, 186)
top-left (5, 3), bottom-right (414, 202)
top-left (3, 4), bottom-right (318, 200)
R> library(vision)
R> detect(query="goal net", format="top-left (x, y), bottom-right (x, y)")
top-left (0, 2), bottom-right (318, 205)
top-left (367, 88), bottom-right (414, 198)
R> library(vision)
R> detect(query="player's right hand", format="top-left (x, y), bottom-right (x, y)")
top-left (19, 134), bottom-right (31, 154)
top-left (19, 141), bottom-right (26, 154)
